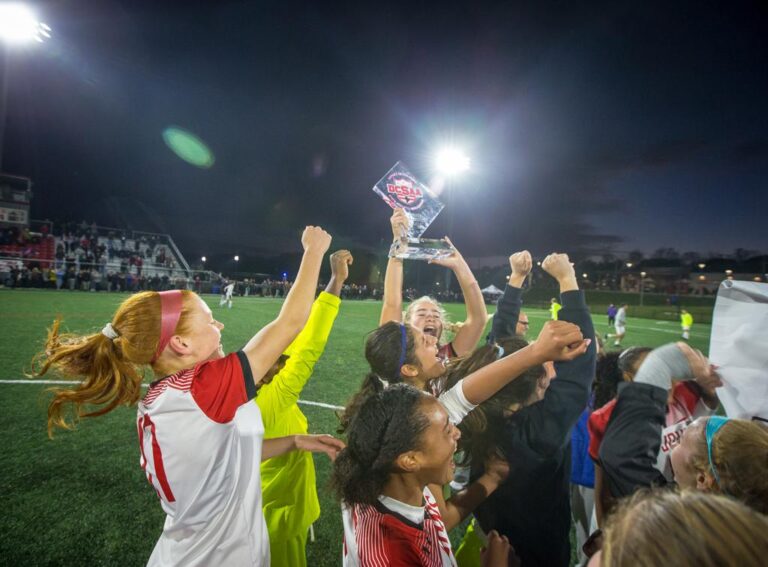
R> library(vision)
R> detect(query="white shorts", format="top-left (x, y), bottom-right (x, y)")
top-left (682, 326), bottom-right (690, 332)
top-left (615, 324), bottom-right (626, 336)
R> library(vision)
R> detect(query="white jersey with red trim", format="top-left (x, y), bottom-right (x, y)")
top-left (655, 382), bottom-right (715, 480)
top-left (342, 486), bottom-right (456, 567)
top-left (137, 351), bottom-right (267, 566)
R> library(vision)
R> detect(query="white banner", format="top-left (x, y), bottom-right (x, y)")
top-left (709, 280), bottom-right (768, 421)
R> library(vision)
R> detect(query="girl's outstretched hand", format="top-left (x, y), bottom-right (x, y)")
top-left (295, 434), bottom-right (346, 461)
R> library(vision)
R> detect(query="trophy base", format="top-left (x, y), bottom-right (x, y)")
top-left (389, 238), bottom-right (454, 261)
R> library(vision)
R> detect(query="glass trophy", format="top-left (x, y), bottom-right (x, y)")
top-left (388, 238), bottom-right (454, 261)
top-left (373, 161), bottom-right (453, 260)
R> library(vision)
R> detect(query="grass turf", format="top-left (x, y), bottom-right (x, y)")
top-left (0, 290), bottom-right (711, 566)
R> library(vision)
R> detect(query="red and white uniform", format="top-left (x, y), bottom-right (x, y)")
top-left (589, 381), bottom-right (714, 480)
top-left (137, 351), bottom-right (267, 566)
top-left (342, 487), bottom-right (456, 567)
top-left (437, 342), bottom-right (456, 363)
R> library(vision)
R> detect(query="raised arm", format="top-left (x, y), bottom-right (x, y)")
top-left (502, 253), bottom-right (597, 457)
top-left (428, 238), bottom-right (487, 356)
top-left (257, 251), bottom-right (350, 415)
top-left (243, 226), bottom-right (331, 383)
top-left (459, 320), bottom-right (589, 405)
top-left (489, 251), bottom-right (531, 343)
top-left (379, 208), bottom-right (408, 325)
top-left (324, 249), bottom-right (353, 298)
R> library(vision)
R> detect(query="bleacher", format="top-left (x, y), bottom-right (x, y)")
top-left (0, 236), bottom-right (56, 267)
top-left (0, 221), bottom-right (193, 289)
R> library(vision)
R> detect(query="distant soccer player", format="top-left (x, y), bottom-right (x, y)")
top-left (550, 297), bottom-right (562, 320)
top-left (606, 304), bottom-right (628, 347)
top-left (607, 303), bottom-right (617, 326)
top-left (680, 309), bottom-right (693, 340)
top-left (220, 280), bottom-right (235, 309)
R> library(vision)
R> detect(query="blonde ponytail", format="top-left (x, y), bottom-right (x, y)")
top-left (31, 291), bottom-right (195, 436)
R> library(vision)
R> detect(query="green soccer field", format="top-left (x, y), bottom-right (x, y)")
top-left (0, 290), bottom-right (711, 566)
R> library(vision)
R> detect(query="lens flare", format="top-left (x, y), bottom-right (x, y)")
top-left (162, 127), bottom-right (215, 168)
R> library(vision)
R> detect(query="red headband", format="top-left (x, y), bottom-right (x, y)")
top-left (152, 290), bottom-right (184, 363)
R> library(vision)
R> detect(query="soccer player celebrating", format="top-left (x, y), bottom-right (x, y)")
top-left (34, 226), bottom-right (345, 567)
top-left (380, 207), bottom-right (487, 360)
top-left (333, 384), bottom-right (515, 567)
top-left (600, 342), bottom-right (768, 516)
top-left (447, 253), bottom-right (597, 567)
top-left (256, 249), bottom-right (353, 567)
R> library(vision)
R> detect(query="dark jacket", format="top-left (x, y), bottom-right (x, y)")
top-left (487, 284), bottom-right (523, 344)
top-left (599, 381), bottom-right (670, 498)
top-left (475, 289), bottom-right (596, 567)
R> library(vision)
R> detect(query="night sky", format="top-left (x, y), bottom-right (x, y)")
top-left (3, 0), bottom-right (767, 266)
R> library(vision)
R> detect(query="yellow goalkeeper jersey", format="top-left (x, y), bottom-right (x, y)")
top-left (256, 291), bottom-right (341, 539)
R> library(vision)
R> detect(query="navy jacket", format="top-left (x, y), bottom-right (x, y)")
top-left (474, 289), bottom-right (596, 567)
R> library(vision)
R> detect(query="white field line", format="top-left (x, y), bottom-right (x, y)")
top-left (0, 379), bottom-right (344, 410)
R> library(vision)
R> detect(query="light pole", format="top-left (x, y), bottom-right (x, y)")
top-left (434, 147), bottom-right (470, 292)
top-left (640, 271), bottom-right (647, 306)
top-left (0, 4), bottom-right (51, 172)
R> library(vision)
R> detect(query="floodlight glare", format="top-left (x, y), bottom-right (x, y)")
top-left (0, 4), bottom-right (51, 44)
top-left (435, 147), bottom-right (470, 175)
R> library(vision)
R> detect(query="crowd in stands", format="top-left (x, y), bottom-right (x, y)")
top-left (0, 225), bottom-right (49, 246)
top-left (26, 211), bottom-right (768, 567)
top-left (0, 219), bottom-right (188, 289)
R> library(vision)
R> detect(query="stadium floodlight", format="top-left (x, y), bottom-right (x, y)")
top-left (626, 262), bottom-right (633, 268)
top-left (697, 263), bottom-right (706, 269)
top-left (234, 255), bottom-right (239, 262)
top-left (201, 256), bottom-right (206, 263)
top-left (434, 147), bottom-right (470, 176)
top-left (725, 269), bottom-right (733, 275)
top-left (0, 4), bottom-right (51, 44)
